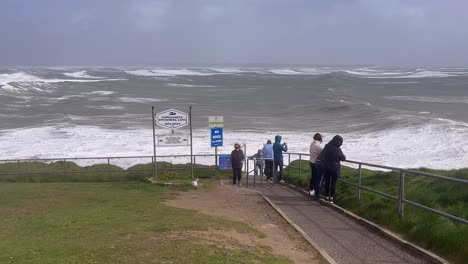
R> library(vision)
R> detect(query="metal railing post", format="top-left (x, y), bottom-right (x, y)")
top-left (17, 160), bottom-right (20, 178)
top-left (288, 153), bottom-right (291, 178)
top-left (63, 159), bottom-right (66, 178)
top-left (151, 156), bottom-right (154, 178)
top-left (107, 158), bottom-right (111, 178)
top-left (299, 154), bottom-right (302, 180)
top-left (273, 159), bottom-right (276, 184)
top-left (253, 159), bottom-right (256, 188)
top-left (246, 157), bottom-right (249, 188)
top-left (358, 164), bottom-right (362, 200)
top-left (398, 171), bottom-right (406, 217)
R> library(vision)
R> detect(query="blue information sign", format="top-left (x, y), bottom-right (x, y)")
top-left (211, 127), bottom-right (223, 147)
top-left (218, 154), bottom-right (231, 170)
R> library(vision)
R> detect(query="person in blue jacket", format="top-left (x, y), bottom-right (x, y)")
top-left (273, 135), bottom-right (288, 183)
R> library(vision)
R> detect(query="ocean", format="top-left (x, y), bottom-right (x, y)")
top-left (1, 66), bottom-right (467, 169)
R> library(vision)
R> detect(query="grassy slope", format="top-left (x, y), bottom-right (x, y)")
top-left (0, 182), bottom-right (292, 264)
top-left (284, 160), bottom-right (468, 264)
top-left (0, 161), bottom-right (231, 183)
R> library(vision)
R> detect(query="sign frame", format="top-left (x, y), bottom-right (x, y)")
top-left (157, 134), bottom-right (190, 147)
top-left (156, 108), bottom-right (189, 130)
top-left (208, 116), bottom-right (224, 128)
top-left (210, 127), bottom-right (223, 147)
top-left (218, 154), bottom-right (231, 170)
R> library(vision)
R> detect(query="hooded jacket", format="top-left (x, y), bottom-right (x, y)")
top-left (273, 135), bottom-right (288, 161)
top-left (320, 135), bottom-right (346, 175)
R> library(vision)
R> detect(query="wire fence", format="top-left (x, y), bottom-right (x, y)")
top-left (1, 152), bottom-right (467, 224)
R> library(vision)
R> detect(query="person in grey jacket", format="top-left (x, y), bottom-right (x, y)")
top-left (321, 135), bottom-right (346, 203)
top-left (230, 143), bottom-right (245, 186)
top-left (309, 133), bottom-right (323, 199)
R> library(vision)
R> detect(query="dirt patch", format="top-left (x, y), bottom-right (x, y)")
top-left (164, 181), bottom-right (323, 264)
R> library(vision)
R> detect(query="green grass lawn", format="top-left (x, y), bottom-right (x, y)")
top-left (284, 160), bottom-right (468, 264)
top-left (0, 182), bottom-right (292, 264)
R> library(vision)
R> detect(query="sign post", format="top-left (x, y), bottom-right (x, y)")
top-left (153, 108), bottom-right (191, 179)
top-left (209, 116), bottom-right (224, 168)
top-left (152, 106), bottom-right (157, 178)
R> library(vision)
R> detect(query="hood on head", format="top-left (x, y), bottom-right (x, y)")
top-left (275, 135), bottom-right (282, 143)
top-left (330, 135), bottom-right (343, 148)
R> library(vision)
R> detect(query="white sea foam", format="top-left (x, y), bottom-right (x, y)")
top-left (1, 118), bottom-right (467, 169)
top-left (165, 83), bottom-right (216, 88)
top-left (83, 91), bottom-right (115, 96)
top-left (117, 97), bottom-right (167, 103)
top-left (384, 96), bottom-right (468, 104)
top-left (63, 71), bottom-right (103, 79)
top-left (210, 68), bottom-right (245, 74)
top-left (0, 72), bottom-right (124, 93)
top-left (85, 105), bottom-right (126, 110)
top-left (125, 68), bottom-right (216, 77)
top-left (119, 67), bottom-right (468, 78)
top-left (268, 69), bottom-right (302, 75)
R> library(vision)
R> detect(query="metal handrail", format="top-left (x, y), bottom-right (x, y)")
top-left (277, 152), bottom-right (468, 224)
top-left (0, 154), bottom-right (220, 163)
top-left (1, 152), bottom-right (467, 224)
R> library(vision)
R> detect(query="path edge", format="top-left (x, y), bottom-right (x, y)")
top-left (230, 181), bottom-right (337, 264)
top-left (284, 182), bottom-right (449, 264)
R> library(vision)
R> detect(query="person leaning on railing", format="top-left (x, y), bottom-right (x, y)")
top-left (249, 149), bottom-right (263, 177)
top-left (321, 135), bottom-right (346, 204)
top-left (309, 133), bottom-right (323, 200)
top-left (273, 135), bottom-right (288, 183)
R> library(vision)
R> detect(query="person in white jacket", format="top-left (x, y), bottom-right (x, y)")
top-left (309, 133), bottom-right (323, 199)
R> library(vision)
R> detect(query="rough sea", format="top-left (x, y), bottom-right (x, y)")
top-left (1, 66), bottom-right (467, 169)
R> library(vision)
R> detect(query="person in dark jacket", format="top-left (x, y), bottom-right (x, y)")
top-left (230, 143), bottom-right (245, 186)
top-left (262, 140), bottom-right (274, 182)
top-left (321, 135), bottom-right (346, 203)
top-left (273, 135), bottom-right (288, 183)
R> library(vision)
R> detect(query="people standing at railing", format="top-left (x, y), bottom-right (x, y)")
top-left (230, 143), bottom-right (245, 187)
top-left (309, 133), bottom-right (323, 200)
top-left (273, 135), bottom-right (288, 183)
top-left (262, 140), bottom-right (274, 182)
top-left (321, 135), bottom-right (346, 204)
top-left (249, 149), bottom-right (263, 177)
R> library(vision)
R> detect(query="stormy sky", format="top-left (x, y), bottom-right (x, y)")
top-left (1, 0), bottom-right (468, 67)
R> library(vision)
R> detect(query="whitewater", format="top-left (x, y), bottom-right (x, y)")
top-left (1, 66), bottom-right (467, 169)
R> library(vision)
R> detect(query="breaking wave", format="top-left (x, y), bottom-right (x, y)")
top-left (63, 71), bottom-right (104, 79)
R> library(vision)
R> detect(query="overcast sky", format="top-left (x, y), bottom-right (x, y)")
top-left (1, 0), bottom-right (468, 67)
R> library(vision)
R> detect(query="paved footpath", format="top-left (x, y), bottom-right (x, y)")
top-left (242, 179), bottom-right (430, 264)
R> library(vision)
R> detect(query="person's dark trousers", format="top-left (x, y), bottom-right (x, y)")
top-left (309, 162), bottom-right (322, 198)
top-left (232, 168), bottom-right (242, 185)
top-left (309, 162), bottom-right (315, 191)
top-left (274, 159), bottom-right (283, 182)
top-left (323, 167), bottom-right (338, 198)
top-left (264, 160), bottom-right (273, 179)
top-left (314, 162), bottom-right (323, 199)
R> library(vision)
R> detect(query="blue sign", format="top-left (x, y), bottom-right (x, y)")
top-left (218, 154), bottom-right (231, 170)
top-left (211, 127), bottom-right (223, 147)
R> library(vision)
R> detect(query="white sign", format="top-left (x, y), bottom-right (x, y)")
top-left (156, 109), bottom-right (188, 130)
top-left (208, 116), bottom-right (224, 128)
top-left (157, 134), bottom-right (190, 146)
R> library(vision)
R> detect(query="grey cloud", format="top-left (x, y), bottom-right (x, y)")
top-left (1, 0), bottom-right (468, 66)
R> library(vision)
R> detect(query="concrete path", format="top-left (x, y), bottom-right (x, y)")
top-left (242, 179), bottom-right (429, 264)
